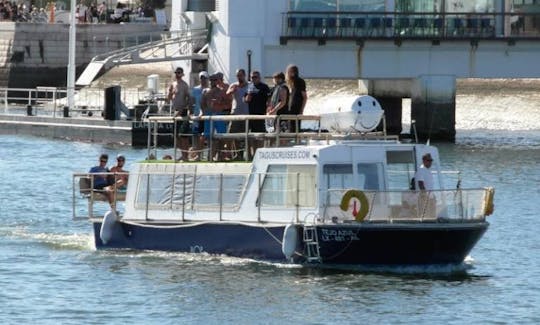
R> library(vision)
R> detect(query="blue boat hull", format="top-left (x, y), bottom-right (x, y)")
top-left (92, 220), bottom-right (488, 265)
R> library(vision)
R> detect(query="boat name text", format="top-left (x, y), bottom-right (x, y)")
top-left (320, 229), bottom-right (360, 242)
top-left (258, 150), bottom-right (311, 160)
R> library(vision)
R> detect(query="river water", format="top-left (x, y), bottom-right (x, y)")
top-left (1, 79), bottom-right (539, 324)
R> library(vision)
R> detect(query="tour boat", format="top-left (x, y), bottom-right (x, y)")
top-left (73, 96), bottom-right (494, 265)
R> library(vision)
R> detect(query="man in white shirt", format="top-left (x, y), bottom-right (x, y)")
top-left (414, 153), bottom-right (436, 218)
top-left (415, 153), bottom-right (434, 190)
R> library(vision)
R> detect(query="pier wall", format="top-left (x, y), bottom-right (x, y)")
top-left (0, 115), bottom-right (132, 144)
top-left (0, 23), bottom-right (166, 88)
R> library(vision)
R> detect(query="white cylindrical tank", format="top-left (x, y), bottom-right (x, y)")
top-left (319, 95), bottom-right (384, 133)
top-left (147, 74), bottom-right (160, 95)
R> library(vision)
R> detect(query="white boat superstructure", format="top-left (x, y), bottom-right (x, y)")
top-left (73, 96), bottom-right (494, 265)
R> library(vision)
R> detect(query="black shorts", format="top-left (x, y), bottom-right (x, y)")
top-left (229, 120), bottom-right (247, 133)
top-left (175, 120), bottom-right (192, 136)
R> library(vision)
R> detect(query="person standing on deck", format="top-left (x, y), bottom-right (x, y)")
top-left (244, 70), bottom-right (270, 133)
top-left (202, 73), bottom-right (229, 160)
top-left (168, 67), bottom-right (191, 161)
top-left (225, 69), bottom-right (249, 159)
top-left (226, 69), bottom-right (249, 133)
top-left (190, 71), bottom-right (209, 160)
top-left (415, 153), bottom-right (434, 191)
top-left (244, 70), bottom-right (270, 158)
top-left (286, 64), bottom-right (308, 133)
top-left (266, 71), bottom-right (289, 133)
top-left (414, 153), bottom-right (436, 218)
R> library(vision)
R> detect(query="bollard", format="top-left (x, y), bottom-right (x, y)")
top-left (26, 105), bottom-right (32, 116)
top-left (63, 106), bottom-right (69, 118)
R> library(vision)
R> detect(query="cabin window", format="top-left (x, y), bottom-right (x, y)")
top-left (260, 164), bottom-right (316, 207)
top-left (386, 150), bottom-right (416, 190)
top-left (323, 164), bottom-right (354, 189)
top-left (136, 173), bottom-right (195, 208)
top-left (357, 163), bottom-right (383, 190)
top-left (194, 173), bottom-right (247, 209)
top-left (135, 172), bottom-right (247, 210)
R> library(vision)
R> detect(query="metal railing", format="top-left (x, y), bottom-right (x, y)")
top-left (72, 172), bottom-right (129, 219)
top-left (145, 114), bottom-right (394, 162)
top-left (282, 11), bottom-right (540, 40)
top-left (323, 188), bottom-right (491, 223)
top-left (0, 86), bottom-right (168, 118)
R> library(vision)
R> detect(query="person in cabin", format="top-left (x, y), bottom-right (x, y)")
top-left (168, 67), bottom-right (191, 161)
top-left (266, 71), bottom-right (289, 133)
top-left (285, 64), bottom-right (308, 133)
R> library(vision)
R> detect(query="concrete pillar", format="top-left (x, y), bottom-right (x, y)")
top-left (376, 98), bottom-right (402, 135)
top-left (411, 75), bottom-right (456, 142)
top-left (359, 78), bottom-right (412, 136)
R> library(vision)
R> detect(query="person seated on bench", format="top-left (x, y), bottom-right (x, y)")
top-left (88, 153), bottom-right (115, 205)
top-left (89, 153), bottom-right (111, 190)
top-left (107, 154), bottom-right (129, 190)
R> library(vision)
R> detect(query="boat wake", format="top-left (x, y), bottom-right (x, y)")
top-left (1, 227), bottom-right (95, 251)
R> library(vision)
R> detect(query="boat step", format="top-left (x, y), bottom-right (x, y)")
top-left (303, 226), bottom-right (321, 263)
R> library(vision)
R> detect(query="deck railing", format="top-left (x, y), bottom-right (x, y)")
top-left (324, 188), bottom-right (491, 222)
top-left (74, 163), bottom-right (491, 223)
top-left (281, 11), bottom-right (540, 41)
top-left (1, 86), bottom-right (162, 118)
top-left (72, 172), bottom-right (129, 219)
top-left (145, 115), bottom-right (396, 162)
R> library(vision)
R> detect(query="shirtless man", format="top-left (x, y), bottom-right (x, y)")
top-left (201, 73), bottom-right (230, 160)
top-left (168, 67), bottom-right (191, 161)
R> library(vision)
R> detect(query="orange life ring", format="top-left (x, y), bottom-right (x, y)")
top-left (484, 187), bottom-right (495, 216)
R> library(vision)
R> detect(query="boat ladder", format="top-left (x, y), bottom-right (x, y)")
top-left (303, 225), bottom-right (321, 263)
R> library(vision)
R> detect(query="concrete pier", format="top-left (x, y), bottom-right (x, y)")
top-left (359, 76), bottom-right (456, 141)
top-left (0, 115), bottom-right (132, 144)
top-left (411, 76), bottom-right (456, 142)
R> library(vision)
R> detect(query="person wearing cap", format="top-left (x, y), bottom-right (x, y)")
top-left (189, 71), bottom-right (209, 160)
top-left (168, 67), bottom-right (191, 161)
top-left (414, 153), bottom-right (437, 218)
top-left (415, 153), bottom-right (434, 191)
top-left (108, 154), bottom-right (128, 190)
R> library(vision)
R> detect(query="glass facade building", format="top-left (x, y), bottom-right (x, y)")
top-left (288, 0), bottom-right (498, 12)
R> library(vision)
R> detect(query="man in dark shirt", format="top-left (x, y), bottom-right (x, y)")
top-left (286, 64), bottom-right (308, 132)
top-left (89, 153), bottom-right (110, 189)
top-left (244, 70), bottom-right (270, 133)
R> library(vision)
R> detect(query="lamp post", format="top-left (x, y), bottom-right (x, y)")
top-left (67, 0), bottom-right (77, 112)
top-left (247, 49), bottom-right (252, 81)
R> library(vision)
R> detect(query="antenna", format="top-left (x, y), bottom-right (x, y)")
top-left (411, 119), bottom-right (418, 143)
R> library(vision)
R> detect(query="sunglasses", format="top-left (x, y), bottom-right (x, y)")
top-left (100, 160), bottom-right (107, 163)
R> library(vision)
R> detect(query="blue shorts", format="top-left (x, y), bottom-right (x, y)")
top-left (204, 114), bottom-right (227, 138)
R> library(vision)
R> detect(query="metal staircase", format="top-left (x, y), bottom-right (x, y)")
top-left (303, 225), bottom-right (322, 263)
top-left (76, 29), bottom-right (209, 86)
